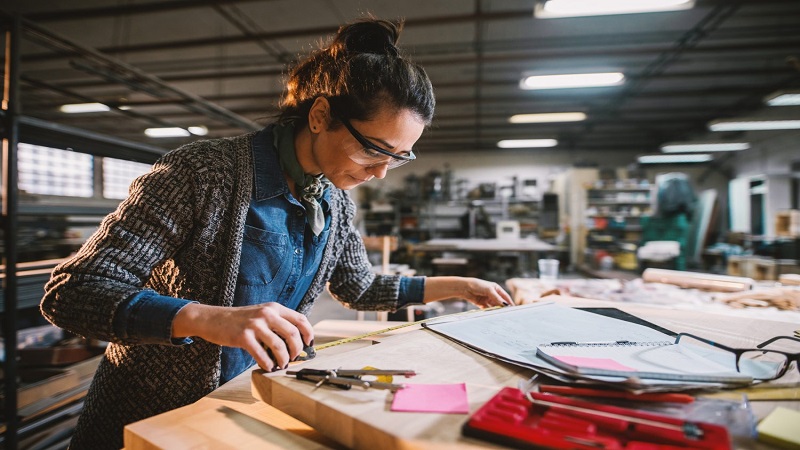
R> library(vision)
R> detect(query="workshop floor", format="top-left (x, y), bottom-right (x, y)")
top-left (307, 290), bottom-right (359, 324)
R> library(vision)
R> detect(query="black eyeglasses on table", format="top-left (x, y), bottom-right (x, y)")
top-left (675, 332), bottom-right (800, 381)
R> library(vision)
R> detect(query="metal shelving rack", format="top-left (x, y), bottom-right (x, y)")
top-left (396, 197), bottom-right (541, 241)
top-left (2, 15), bottom-right (22, 450)
top-left (1, 13), bottom-right (257, 448)
top-left (583, 183), bottom-right (654, 272)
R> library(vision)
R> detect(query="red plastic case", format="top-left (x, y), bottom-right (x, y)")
top-left (463, 387), bottom-right (731, 449)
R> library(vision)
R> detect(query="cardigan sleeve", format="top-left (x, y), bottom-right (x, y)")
top-left (325, 195), bottom-right (424, 312)
top-left (40, 149), bottom-right (200, 345)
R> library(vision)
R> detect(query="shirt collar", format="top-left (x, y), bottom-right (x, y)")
top-left (252, 125), bottom-right (287, 201)
top-left (251, 125), bottom-right (331, 210)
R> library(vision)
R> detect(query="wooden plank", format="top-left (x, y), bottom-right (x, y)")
top-left (9, 369), bottom-right (80, 410)
top-left (0, 355), bottom-right (100, 435)
top-left (252, 327), bottom-right (531, 450)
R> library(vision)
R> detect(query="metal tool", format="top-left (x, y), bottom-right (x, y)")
top-left (287, 368), bottom-right (416, 392)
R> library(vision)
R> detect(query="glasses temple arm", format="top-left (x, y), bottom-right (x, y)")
top-left (757, 335), bottom-right (800, 349)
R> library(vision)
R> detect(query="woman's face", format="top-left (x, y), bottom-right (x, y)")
top-left (311, 105), bottom-right (425, 190)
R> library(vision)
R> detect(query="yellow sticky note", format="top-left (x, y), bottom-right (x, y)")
top-left (757, 407), bottom-right (800, 450)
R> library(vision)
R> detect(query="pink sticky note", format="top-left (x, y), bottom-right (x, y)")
top-left (391, 383), bottom-right (470, 414)
top-left (555, 356), bottom-right (636, 372)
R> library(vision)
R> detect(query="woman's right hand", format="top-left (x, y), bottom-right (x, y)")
top-left (172, 302), bottom-right (314, 372)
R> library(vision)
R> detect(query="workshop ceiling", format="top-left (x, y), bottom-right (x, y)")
top-left (2, 0), bottom-right (800, 160)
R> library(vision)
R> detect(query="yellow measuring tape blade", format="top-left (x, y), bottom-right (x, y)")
top-left (314, 305), bottom-right (504, 352)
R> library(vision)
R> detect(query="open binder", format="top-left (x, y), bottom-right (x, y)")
top-left (535, 340), bottom-right (754, 384)
top-left (422, 302), bottom-right (759, 389)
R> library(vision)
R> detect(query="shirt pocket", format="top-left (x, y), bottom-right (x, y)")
top-left (238, 225), bottom-right (290, 285)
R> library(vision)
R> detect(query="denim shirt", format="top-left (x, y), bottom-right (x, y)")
top-left (220, 127), bottom-right (332, 383)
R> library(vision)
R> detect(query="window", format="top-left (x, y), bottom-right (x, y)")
top-left (103, 158), bottom-right (152, 199)
top-left (18, 143), bottom-right (94, 197)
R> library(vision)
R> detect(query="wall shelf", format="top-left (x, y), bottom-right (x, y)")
top-left (367, 197), bottom-right (541, 242)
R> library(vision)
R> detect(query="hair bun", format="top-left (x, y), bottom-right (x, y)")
top-left (333, 18), bottom-right (402, 57)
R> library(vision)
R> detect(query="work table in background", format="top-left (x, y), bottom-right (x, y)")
top-left (124, 296), bottom-right (800, 450)
top-left (506, 276), bottom-right (800, 322)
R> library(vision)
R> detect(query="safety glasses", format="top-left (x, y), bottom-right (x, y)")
top-left (337, 117), bottom-right (416, 169)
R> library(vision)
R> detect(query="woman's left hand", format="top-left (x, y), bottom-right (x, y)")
top-left (423, 276), bottom-right (514, 308)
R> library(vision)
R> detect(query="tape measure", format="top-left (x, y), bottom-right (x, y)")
top-left (314, 305), bottom-right (504, 352)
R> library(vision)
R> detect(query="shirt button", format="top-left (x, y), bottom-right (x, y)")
top-left (294, 248), bottom-right (301, 255)
top-left (286, 286), bottom-right (295, 293)
top-left (296, 210), bottom-right (303, 217)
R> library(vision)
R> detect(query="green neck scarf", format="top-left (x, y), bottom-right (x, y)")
top-left (273, 123), bottom-right (330, 235)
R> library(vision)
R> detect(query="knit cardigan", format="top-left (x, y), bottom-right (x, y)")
top-left (40, 130), bottom-right (404, 450)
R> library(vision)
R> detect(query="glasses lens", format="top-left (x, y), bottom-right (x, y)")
top-left (345, 144), bottom-right (392, 165)
top-left (386, 158), bottom-right (411, 169)
top-left (343, 142), bottom-right (412, 170)
top-left (739, 350), bottom-right (789, 380)
top-left (676, 334), bottom-right (739, 369)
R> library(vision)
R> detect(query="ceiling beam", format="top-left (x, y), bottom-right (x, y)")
top-left (29, 44), bottom-right (799, 92)
top-left (19, 18), bottom-right (261, 131)
top-left (21, 82), bottom-right (785, 110)
top-left (20, 0), bottom-right (799, 22)
top-left (19, 5), bottom-right (800, 62)
top-left (21, 0), bottom-right (274, 22)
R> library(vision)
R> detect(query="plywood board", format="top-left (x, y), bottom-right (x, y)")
top-left (252, 326), bottom-right (531, 450)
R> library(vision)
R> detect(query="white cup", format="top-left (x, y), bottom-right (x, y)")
top-left (538, 259), bottom-right (559, 282)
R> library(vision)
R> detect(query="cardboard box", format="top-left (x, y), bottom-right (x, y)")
top-left (753, 258), bottom-right (777, 281)
top-left (776, 210), bottom-right (800, 237)
top-left (727, 255), bottom-right (745, 277)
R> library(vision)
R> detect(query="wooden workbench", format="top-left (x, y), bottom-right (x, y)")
top-left (125, 296), bottom-right (800, 449)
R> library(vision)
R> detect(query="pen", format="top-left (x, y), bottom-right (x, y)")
top-left (548, 340), bottom-right (634, 346)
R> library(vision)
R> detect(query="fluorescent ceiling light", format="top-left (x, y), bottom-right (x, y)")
top-left (535, 0), bottom-right (694, 18)
top-left (521, 72), bottom-right (624, 90)
top-left (661, 142), bottom-right (750, 153)
top-left (497, 139), bottom-right (558, 148)
top-left (145, 127), bottom-right (191, 138)
top-left (638, 154), bottom-right (712, 164)
top-left (509, 112), bottom-right (587, 123)
top-left (60, 102), bottom-right (110, 113)
top-left (764, 91), bottom-right (800, 106)
top-left (188, 126), bottom-right (208, 136)
top-left (708, 119), bottom-right (800, 131)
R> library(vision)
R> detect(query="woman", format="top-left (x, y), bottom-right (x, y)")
top-left (41, 17), bottom-right (513, 450)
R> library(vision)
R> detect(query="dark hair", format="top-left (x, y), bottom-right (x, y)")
top-left (279, 18), bottom-right (435, 127)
